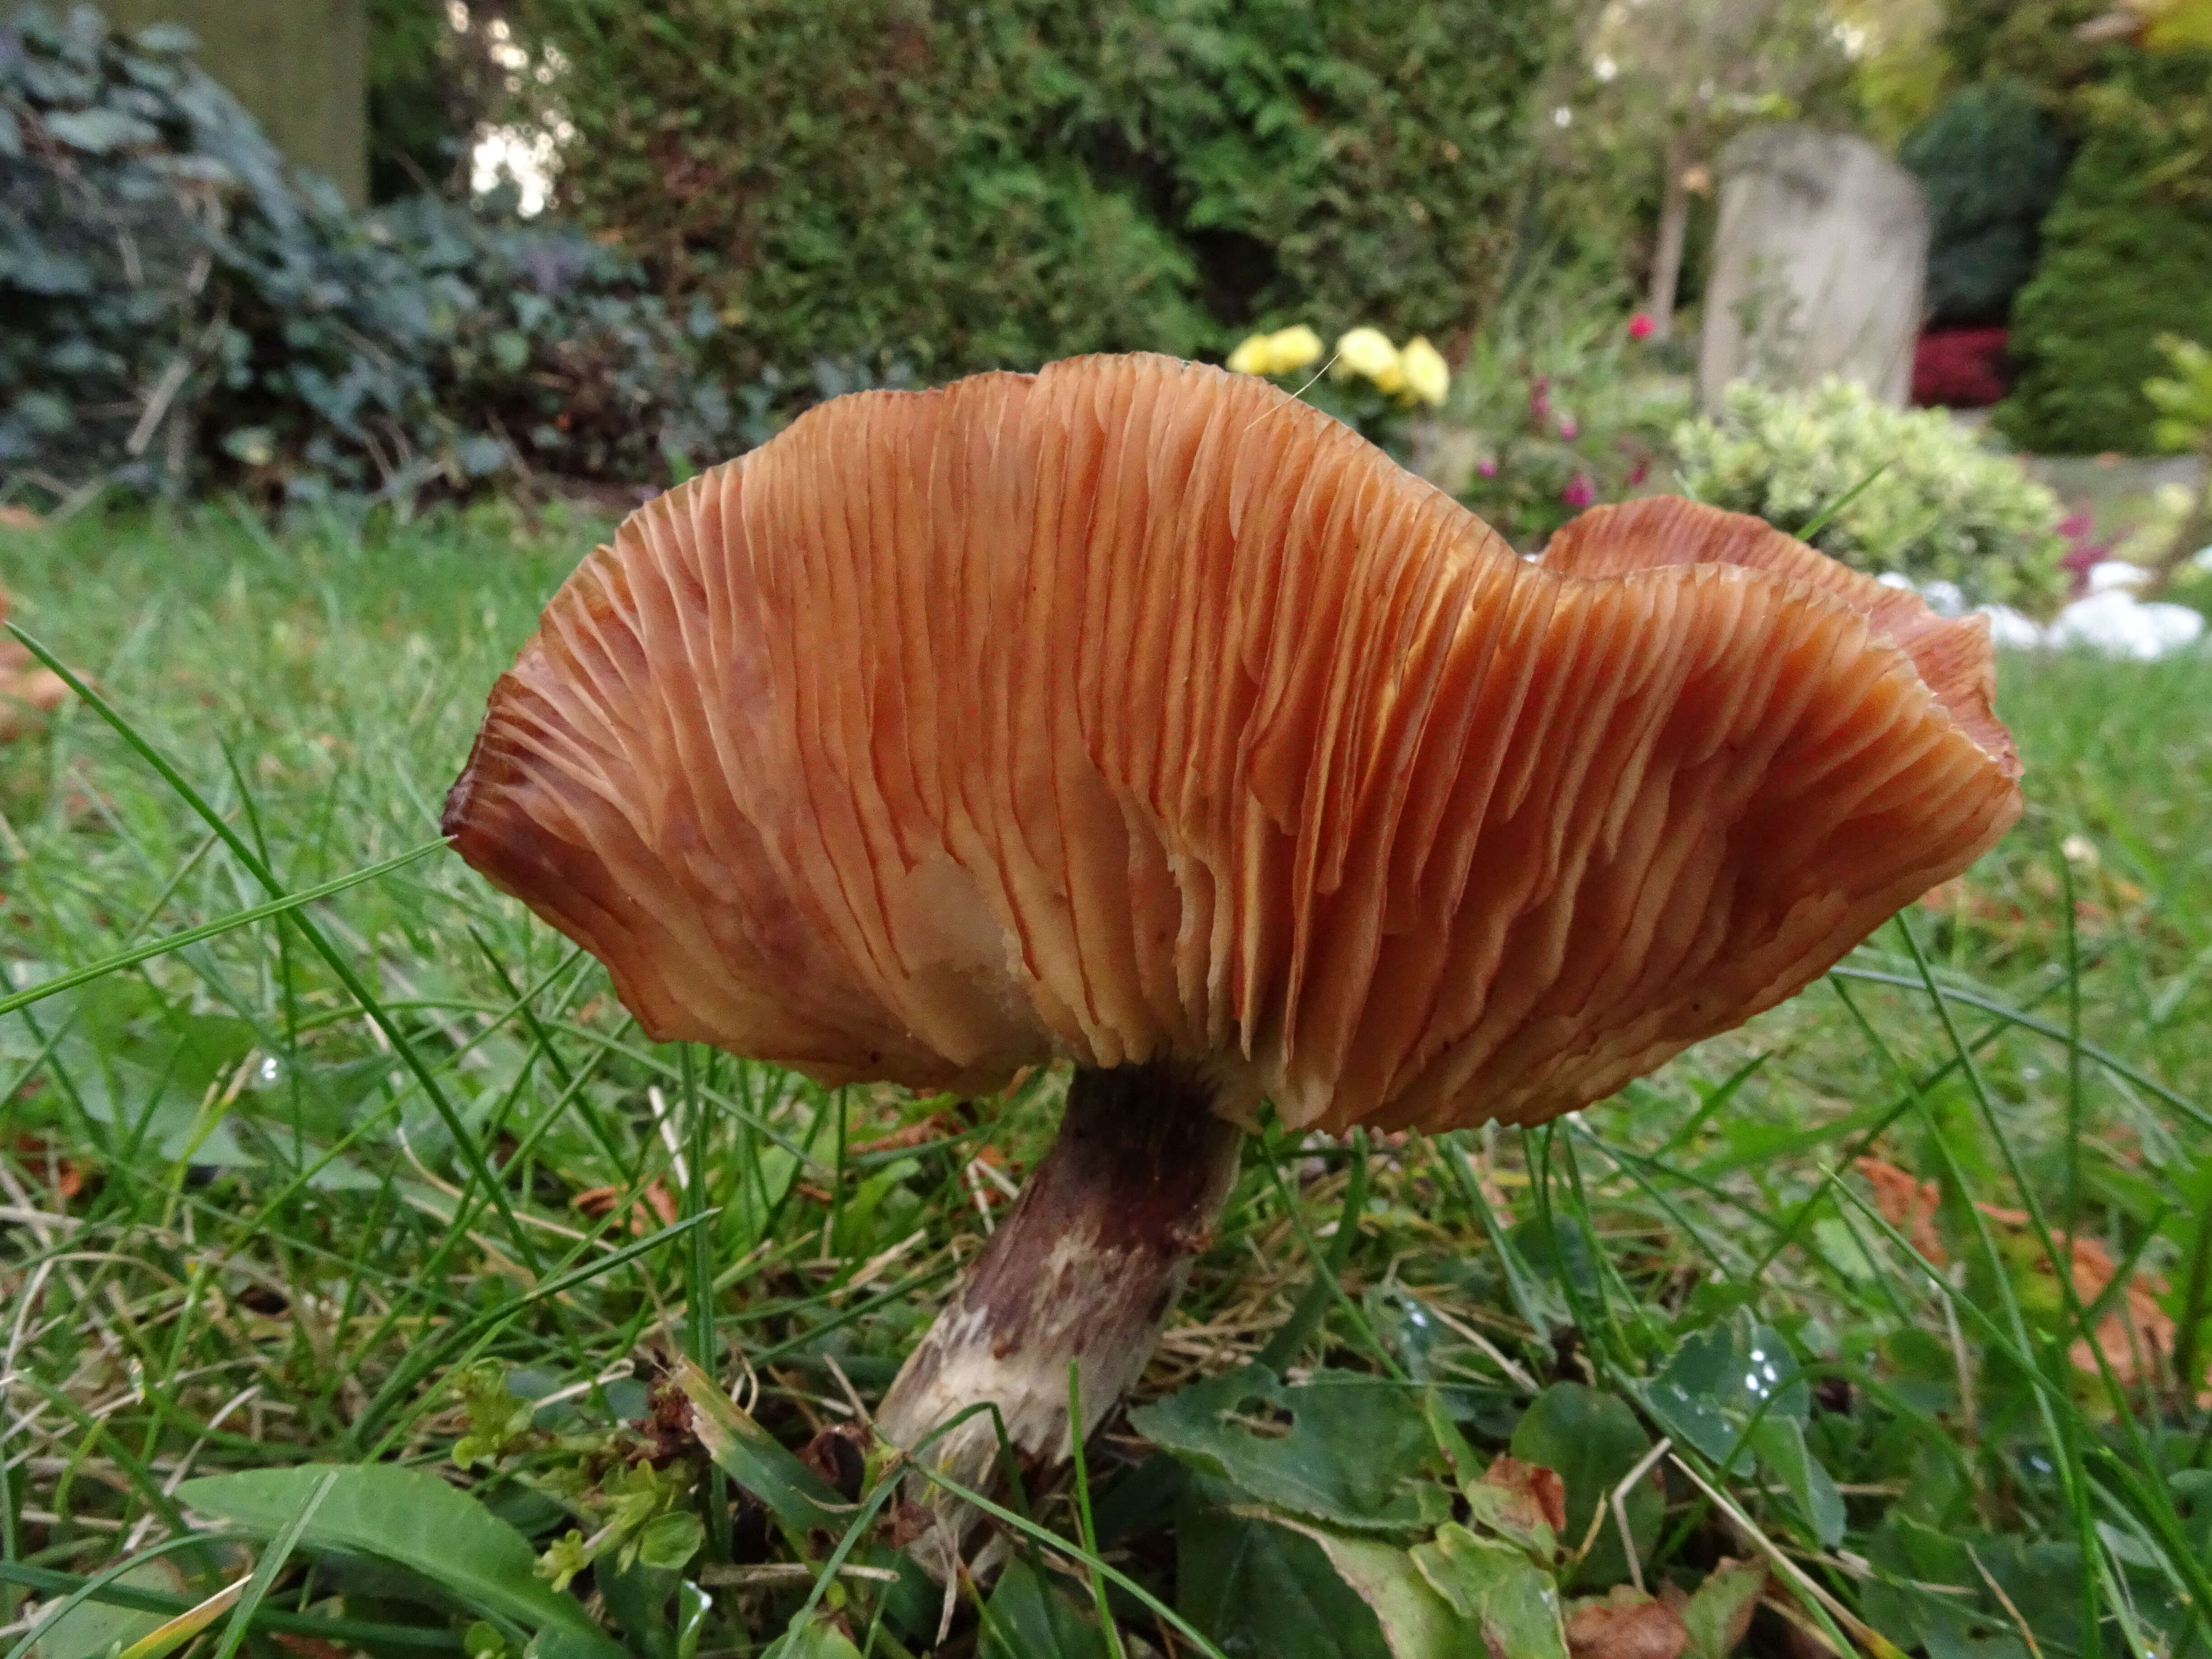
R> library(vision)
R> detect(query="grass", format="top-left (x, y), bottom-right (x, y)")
top-left (1, 502), bottom-right (2210, 1658)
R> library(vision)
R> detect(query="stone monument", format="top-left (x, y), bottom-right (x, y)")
top-left (104, 0), bottom-right (367, 207)
top-left (1697, 125), bottom-right (1930, 409)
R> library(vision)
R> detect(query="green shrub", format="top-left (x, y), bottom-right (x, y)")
top-left (508, 0), bottom-right (1571, 379)
top-left (1900, 80), bottom-right (2071, 326)
top-left (1, 3), bottom-right (749, 506)
top-left (1994, 52), bottom-right (2212, 454)
top-left (1675, 378), bottom-right (2068, 610)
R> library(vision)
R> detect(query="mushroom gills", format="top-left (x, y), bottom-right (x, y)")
top-left (874, 1061), bottom-right (1241, 1550)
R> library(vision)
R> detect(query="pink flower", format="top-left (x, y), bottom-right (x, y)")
top-left (1562, 472), bottom-right (1596, 508)
top-left (1476, 458), bottom-right (1500, 478)
top-left (1627, 312), bottom-right (1655, 341)
top-left (1627, 457), bottom-right (1650, 487)
top-left (1557, 416), bottom-right (1579, 441)
top-left (1527, 376), bottom-right (1551, 425)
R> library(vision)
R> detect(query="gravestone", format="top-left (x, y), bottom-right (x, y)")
top-left (105, 0), bottom-right (367, 207)
top-left (1697, 125), bottom-right (1929, 409)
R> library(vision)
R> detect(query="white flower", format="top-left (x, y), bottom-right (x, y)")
top-left (2049, 592), bottom-right (2204, 660)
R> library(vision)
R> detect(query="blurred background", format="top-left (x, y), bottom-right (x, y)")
top-left (1, 0), bottom-right (2206, 635)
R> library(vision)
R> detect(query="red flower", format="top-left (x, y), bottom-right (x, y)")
top-left (1627, 312), bottom-right (1655, 341)
top-left (1562, 472), bottom-right (1596, 509)
top-left (1911, 328), bottom-right (2010, 408)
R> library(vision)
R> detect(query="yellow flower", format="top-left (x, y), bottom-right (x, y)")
top-left (1263, 324), bottom-right (1323, 375)
top-left (1399, 336), bottom-right (1450, 407)
top-left (1227, 324), bottom-right (1326, 378)
top-left (1333, 326), bottom-right (1401, 388)
top-left (1226, 332), bottom-right (1275, 376)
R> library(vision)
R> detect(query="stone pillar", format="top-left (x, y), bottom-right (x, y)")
top-left (1697, 125), bottom-right (1929, 409)
top-left (104, 0), bottom-right (367, 207)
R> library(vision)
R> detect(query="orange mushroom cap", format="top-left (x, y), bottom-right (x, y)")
top-left (444, 354), bottom-right (2020, 1134)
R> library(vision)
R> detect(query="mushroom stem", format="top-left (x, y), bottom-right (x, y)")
top-left (876, 1061), bottom-right (1241, 1540)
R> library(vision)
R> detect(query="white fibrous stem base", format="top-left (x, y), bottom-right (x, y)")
top-left (874, 1062), bottom-right (1241, 1572)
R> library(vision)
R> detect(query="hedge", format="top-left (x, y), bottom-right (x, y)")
top-left (1899, 79), bottom-right (2070, 328)
top-left (508, 0), bottom-right (1572, 378)
top-left (1995, 51), bottom-right (2212, 455)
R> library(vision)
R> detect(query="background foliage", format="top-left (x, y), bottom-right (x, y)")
top-left (1678, 376), bottom-right (2068, 607)
top-left (507, 0), bottom-right (1572, 380)
top-left (0, 3), bottom-right (742, 508)
top-left (1900, 78), bottom-right (2071, 328)
top-left (1995, 49), bottom-right (2212, 453)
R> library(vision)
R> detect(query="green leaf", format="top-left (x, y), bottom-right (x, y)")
top-left (981, 1557), bottom-right (1113, 1659)
top-left (27, 1563), bottom-right (174, 1659)
top-left (1508, 1384), bottom-right (1662, 1587)
top-left (42, 108), bottom-right (160, 153)
top-left (1130, 1366), bottom-right (1448, 1533)
top-left (1681, 1560), bottom-right (1766, 1659)
top-left (634, 1511), bottom-right (704, 1572)
top-left (595, 1556), bottom-right (677, 1659)
top-left (765, 1612), bottom-right (862, 1659)
top-left (1748, 1418), bottom-right (1846, 1548)
top-left (177, 1465), bottom-right (619, 1658)
top-left (1409, 1524), bottom-right (1569, 1659)
top-left (1274, 1518), bottom-right (1485, 1659)
top-left (1175, 1492), bottom-right (1394, 1659)
top-left (672, 1361), bottom-right (844, 1535)
top-left (674, 1583), bottom-right (710, 1659)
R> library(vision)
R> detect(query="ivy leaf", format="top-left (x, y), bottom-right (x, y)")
top-left (42, 108), bottom-right (161, 153)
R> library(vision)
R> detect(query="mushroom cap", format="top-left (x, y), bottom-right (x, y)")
top-left (444, 354), bottom-right (2021, 1134)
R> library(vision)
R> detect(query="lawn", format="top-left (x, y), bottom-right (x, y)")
top-left (2, 505), bottom-right (2210, 1659)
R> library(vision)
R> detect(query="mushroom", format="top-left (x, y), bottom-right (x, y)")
top-left (443, 353), bottom-right (2020, 1540)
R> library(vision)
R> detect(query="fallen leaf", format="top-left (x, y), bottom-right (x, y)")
top-left (1854, 1158), bottom-right (1948, 1265)
top-left (1857, 1158), bottom-right (2201, 1393)
top-left (1474, 1454), bottom-right (1568, 1543)
top-left (1566, 1586), bottom-right (1688, 1659)
top-left (572, 1180), bottom-right (679, 1234)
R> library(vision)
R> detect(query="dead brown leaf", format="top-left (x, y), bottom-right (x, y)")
top-left (1857, 1158), bottom-right (2201, 1394)
top-left (572, 1179), bottom-right (680, 1234)
top-left (1566, 1586), bottom-right (1689, 1659)
top-left (1479, 1453), bottom-right (1567, 1536)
